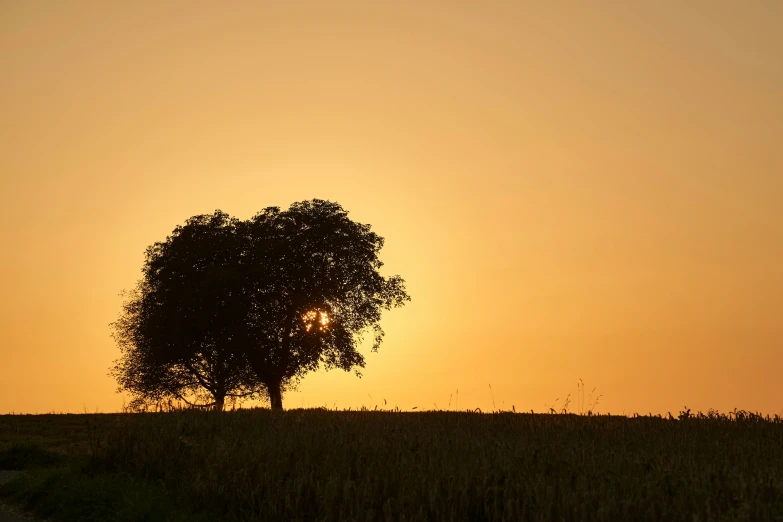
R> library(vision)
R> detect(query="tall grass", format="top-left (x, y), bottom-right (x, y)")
top-left (81, 409), bottom-right (783, 521)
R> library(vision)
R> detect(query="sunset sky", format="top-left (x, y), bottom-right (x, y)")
top-left (1, 1), bottom-right (781, 416)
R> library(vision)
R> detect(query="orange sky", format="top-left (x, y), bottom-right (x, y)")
top-left (1, 1), bottom-right (781, 415)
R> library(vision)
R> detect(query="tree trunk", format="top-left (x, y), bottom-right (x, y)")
top-left (268, 380), bottom-right (283, 411)
top-left (214, 395), bottom-right (225, 412)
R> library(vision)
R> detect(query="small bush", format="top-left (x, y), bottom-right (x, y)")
top-left (0, 466), bottom-right (214, 522)
top-left (0, 443), bottom-right (64, 470)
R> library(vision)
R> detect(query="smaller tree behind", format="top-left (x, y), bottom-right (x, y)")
top-left (110, 211), bottom-right (264, 410)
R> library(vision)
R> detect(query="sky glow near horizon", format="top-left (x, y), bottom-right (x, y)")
top-left (1, 1), bottom-right (781, 415)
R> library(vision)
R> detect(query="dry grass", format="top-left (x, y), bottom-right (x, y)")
top-left (67, 408), bottom-right (783, 521)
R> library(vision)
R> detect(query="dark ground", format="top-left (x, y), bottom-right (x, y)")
top-left (1, 410), bottom-right (782, 521)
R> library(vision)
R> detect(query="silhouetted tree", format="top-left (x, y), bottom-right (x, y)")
top-left (110, 212), bottom-right (265, 411)
top-left (111, 201), bottom-right (409, 412)
top-left (240, 200), bottom-right (410, 410)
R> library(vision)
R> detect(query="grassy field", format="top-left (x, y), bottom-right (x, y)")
top-left (1, 409), bottom-right (782, 521)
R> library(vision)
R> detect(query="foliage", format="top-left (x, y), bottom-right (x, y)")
top-left (110, 211), bottom-right (266, 411)
top-left (0, 442), bottom-right (64, 469)
top-left (110, 200), bottom-right (410, 410)
top-left (238, 200), bottom-right (410, 409)
top-left (0, 465), bottom-right (214, 522)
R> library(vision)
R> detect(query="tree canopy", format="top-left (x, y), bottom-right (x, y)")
top-left (111, 200), bottom-right (409, 410)
top-left (239, 200), bottom-right (410, 409)
top-left (110, 211), bottom-right (265, 411)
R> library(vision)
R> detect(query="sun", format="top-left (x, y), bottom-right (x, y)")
top-left (303, 310), bottom-right (329, 332)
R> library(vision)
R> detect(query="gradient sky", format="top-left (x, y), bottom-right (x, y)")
top-left (1, 1), bottom-right (781, 415)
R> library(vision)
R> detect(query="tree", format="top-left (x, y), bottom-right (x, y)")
top-left (111, 200), bottom-right (409, 412)
top-left (110, 211), bottom-right (265, 411)
top-left (239, 200), bottom-right (410, 410)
